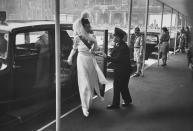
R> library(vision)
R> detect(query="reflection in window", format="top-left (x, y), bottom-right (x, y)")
top-left (34, 31), bottom-right (50, 88)
top-left (15, 31), bottom-right (47, 56)
top-left (0, 33), bottom-right (8, 59)
top-left (14, 31), bottom-right (50, 89)
top-left (16, 31), bottom-right (46, 45)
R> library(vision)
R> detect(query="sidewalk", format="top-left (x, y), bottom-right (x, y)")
top-left (44, 53), bottom-right (193, 131)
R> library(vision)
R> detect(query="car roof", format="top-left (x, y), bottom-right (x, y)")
top-left (0, 20), bottom-right (72, 32)
top-left (131, 32), bottom-right (160, 36)
top-left (145, 32), bottom-right (160, 35)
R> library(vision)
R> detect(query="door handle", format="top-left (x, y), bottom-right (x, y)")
top-left (13, 65), bottom-right (21, 69)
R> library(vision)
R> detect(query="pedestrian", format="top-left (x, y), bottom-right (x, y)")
top-left (130, 33), bottom-right (135, 62)
top-left (105, 27), bottom-right (132, 109)
top-left (187, 44), bottom-right (193, 78)
top-left (178, 28), bottom-right (186, 53)
top-left (67, 11), bottom-right (107, 117)
top-left (159, 27), bottom-right (170, 66)
top-left (185, 26), bottom-right (191, 48)
top-left (133, 27), bottom-right (144, 77)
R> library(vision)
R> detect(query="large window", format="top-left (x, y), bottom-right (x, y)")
top-left (15, 31), bottom-right (48, 57)
top-left (148, 0), bottom-right (162, 32)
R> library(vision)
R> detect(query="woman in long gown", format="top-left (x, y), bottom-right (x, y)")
top-left (67, 11), bottom-right (107, 117)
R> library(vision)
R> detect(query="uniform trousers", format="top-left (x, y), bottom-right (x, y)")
top-left (112, 71), bottom-right (132, 105)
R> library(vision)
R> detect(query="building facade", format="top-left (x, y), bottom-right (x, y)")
top-left (1, 0), bottom-right (177, 29)
top-left (0, 0), bottom-right (54, 20)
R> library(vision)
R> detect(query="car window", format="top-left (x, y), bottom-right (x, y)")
top-left (15, 31), bottom-right (48, 57)
top-left (16, 34), bottom-right (25, 45)
top-left (93, 31), bottom-right (105, 50)
top-left (16, 31), bottom-right (46, 45)
top-left (146, 35), bottom-right (158, 44)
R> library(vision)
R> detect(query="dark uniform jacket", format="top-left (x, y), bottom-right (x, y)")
top-left (187, 46), bottom-right (193, 65)
top-left (107, 40), bottom-right (132, 76)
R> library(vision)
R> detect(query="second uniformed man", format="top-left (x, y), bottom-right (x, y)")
top-left (105, 27), bottom-right (132, 109)
top-left (133, 27), bottom-right (144, 77)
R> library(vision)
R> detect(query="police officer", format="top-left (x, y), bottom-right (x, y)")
top-left (105, 27), bottom-right (132, 109)
top-left (187, 44), bottom-right (193, 78)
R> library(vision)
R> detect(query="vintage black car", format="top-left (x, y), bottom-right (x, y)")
top-left (0, 21), bottom-right (108, 126)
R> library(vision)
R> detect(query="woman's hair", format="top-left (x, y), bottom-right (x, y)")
top-left (72, 10), bottom-right (95, 42)
top-left (81, 18), bottom-right (90, 27)
top-left (162, 27), bottom-right (168, 32)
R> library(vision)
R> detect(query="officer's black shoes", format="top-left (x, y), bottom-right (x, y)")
top-left (106, 104), bottom-right (120, 109)
top-left (161, 63), bottom-right (167, 66)
top-left (133, 71), bottom-right (142, 77)
top-left (133, 72), bottom-right (140, 77)
top-left (121, 102), bottom-right (132, 107)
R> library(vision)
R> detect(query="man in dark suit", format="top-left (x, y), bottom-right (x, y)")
top-left (106, 27), bottom-right (132, 109)
top-left (187, 44), bottom-right (193, 78)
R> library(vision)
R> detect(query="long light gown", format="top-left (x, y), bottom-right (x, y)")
top-left (73, 35), bottom-right (107, 116)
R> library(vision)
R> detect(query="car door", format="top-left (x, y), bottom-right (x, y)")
top-left (13, 31), bottom-right (51, 98)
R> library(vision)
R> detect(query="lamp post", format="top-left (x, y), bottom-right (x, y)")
top-left (158, 3), bottom-right (164, 67)
top-left (170, 8), bottom-right (173, 53)
top-left (141, 0), bottom-right (149, 76)
top-left (174, 11), bottom-right (179, 54)
top-left (127, 0), bottom-right (133, 47)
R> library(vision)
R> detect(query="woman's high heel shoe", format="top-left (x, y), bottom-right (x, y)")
top-left (82, 108), bottom-right (89, 117)
top-left (100, 97), bottom-right (104, 101)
